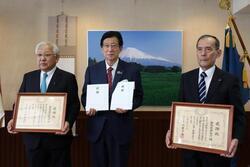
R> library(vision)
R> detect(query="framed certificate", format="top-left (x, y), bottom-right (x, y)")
top-left (13, 93), bottom-right (67, 133)
top-left (169, 102), bottom-right (234, 154)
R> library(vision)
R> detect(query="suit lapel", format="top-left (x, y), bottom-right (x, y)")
top-left (34, 70), bottom-right (41, 92)
top-left (112, 60), bottom-right (124, 92)
top-left (99, 61), bottom-right (109, 84)
top-left (191, 69), bottom-right (200, 102)
top-left (47, 68), bottom-right (60, 91)
top-left (205, 67), bottom-right (223, 102)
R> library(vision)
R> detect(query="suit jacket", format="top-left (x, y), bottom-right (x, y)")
top-left (81, 59), bottom-right (143, 144)
top-left (19, 67), bottom-right (80, 149)
top-left (179, 66), bottom-right (246, 142)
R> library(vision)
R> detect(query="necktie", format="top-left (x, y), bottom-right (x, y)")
top-left (41, 73), bottom-right (48, 93)
top-left (198, 72), bottom-right (207, 103)
top-left (107, 67), bottom-right (113, 89)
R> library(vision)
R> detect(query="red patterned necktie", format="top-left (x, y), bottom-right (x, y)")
top-left (107, 67), bottom-right (113, 89)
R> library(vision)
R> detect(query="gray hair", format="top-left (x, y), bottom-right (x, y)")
top-left (196, 34), bottom-right (220, 50)
top-left (35, 41), bottom-right (60, 55)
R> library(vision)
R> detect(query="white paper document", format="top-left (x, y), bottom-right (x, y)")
top-left (86, 84), bottom-right (109, 111)
top-left (110, 81), bottom-right (135, 110)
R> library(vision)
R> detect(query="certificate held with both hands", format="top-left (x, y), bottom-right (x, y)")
top-left (85, 80), bottom-right (135, 111)
top-left (13, 93), bottom-right (67, 133)
top-left (169, 102), bottom-right (234, 154)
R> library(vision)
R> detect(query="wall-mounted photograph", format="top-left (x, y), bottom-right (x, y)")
top-left (87, 30), bottom-right (183, 106)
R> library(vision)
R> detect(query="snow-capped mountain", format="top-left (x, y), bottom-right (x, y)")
top-left (119, 47), bottom-right (181, 67)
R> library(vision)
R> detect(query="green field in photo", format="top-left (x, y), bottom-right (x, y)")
top-left (141, 71), bottom-right (181, 106)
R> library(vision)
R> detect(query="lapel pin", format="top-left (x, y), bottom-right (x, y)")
top-left (117, 71), bottom-right (123, 75)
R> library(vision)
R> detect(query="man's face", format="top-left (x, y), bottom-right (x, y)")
top-left (102, 37), bottom-right (121, 65)
top-left (196, 37), bottom-right (221, 71)
top-left (36, 45), bottom-right (59, 72)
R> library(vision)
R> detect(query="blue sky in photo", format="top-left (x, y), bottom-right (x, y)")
top-left (87, 30), bottom-right (183, 65)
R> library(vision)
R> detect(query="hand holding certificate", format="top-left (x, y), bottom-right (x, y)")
top-left (13, 93), bottom-right (67, 133)
top-left (110, 81), bottom-right (135, 110)
top-left (85, 81), bottom-right (135, 111)
top-left (169, 102), bottom-right (234, 154)
top-left (85, 84), bottom-right (109, 111)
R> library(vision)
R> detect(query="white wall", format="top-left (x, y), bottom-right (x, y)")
top-left (233, 0), bottom-right (250, 14)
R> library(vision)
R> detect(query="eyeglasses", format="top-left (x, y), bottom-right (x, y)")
top-left (103, 44), bottom-right (119, 49)
top-left (36, 54), bottom-right (55, 58)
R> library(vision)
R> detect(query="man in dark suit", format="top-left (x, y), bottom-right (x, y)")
top-left (165, 35), bottom-right (246, 167)
top-left (81, 31), bottom-right (143, 167)
top-left (7, 41), bottom-right (80, 167)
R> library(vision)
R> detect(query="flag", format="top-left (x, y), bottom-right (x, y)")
top-left (0, 80), bottom-right (5, 128)
top-left (222, 24), bottom-right (250, 104)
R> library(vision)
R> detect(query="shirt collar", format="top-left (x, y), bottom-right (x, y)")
top-left (41, 66), bottom-right (57, 76)
top-left (105, 59), bottom-right (119, 71)
top-left (199, 65), bottom-right (215, 78)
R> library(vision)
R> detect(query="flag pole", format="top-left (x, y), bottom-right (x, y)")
top-left (219, 0), bottom-right (250, 89)
top-left (228, 16), bottom-right (250, 65)
top-left (218, 0), bottom-right (250, 65)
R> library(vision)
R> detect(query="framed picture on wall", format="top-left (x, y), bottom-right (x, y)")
top-left (87, 30), bottom-right (183, 106)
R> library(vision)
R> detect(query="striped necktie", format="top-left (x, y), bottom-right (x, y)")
top-left (41, 73), bottom-right (48, 93)
top-left (198, 72), bottom-right (207, 103)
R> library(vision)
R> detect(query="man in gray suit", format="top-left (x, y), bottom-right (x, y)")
top-left (165, 35), bottom-right (246, 167)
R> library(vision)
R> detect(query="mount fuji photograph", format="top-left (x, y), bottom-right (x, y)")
top-left (87, 30), bottom-right (182, 106)
top-left (119, 47), bottom-right (181, 68)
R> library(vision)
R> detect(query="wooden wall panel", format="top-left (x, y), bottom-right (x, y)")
top-left (0, 111), bottom-right (249, 167)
